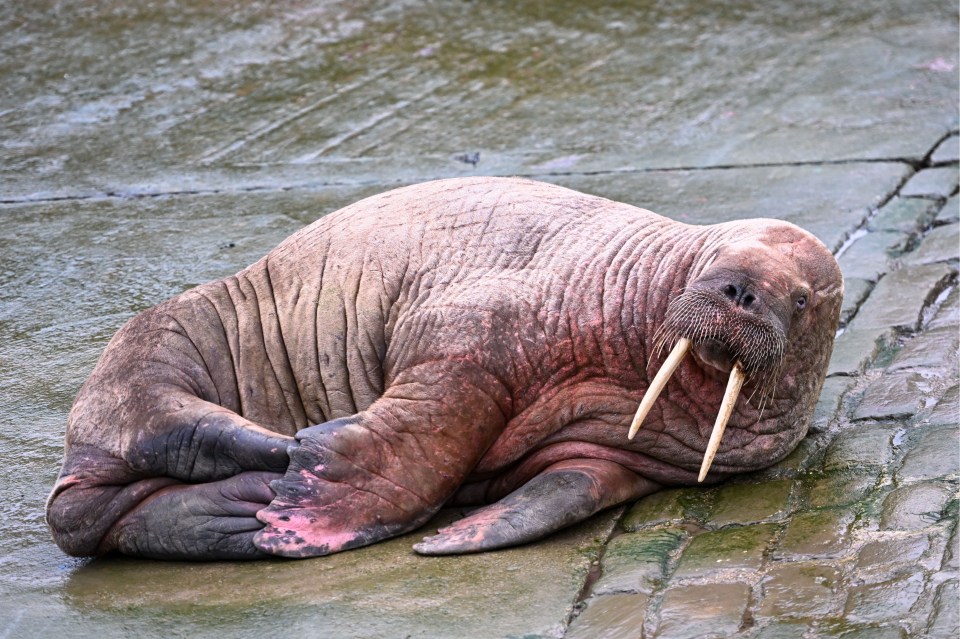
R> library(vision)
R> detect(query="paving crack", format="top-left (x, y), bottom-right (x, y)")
top-left (0, 157), bottom-right (921, 206)
top-left (638, 524), bottom-right (700, 639)
top-left (524, 156), bottom-right (924, 180)
top-left (563, 507), bottom-right (628, 633)
top-left (920, 129), bottom-right (959, 167)
top-left (831, 133), bottom-right (957, 330)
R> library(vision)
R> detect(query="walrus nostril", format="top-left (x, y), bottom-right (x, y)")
top-left (722, 283), bottom-right (755, 308)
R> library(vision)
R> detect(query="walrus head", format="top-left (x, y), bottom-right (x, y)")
top-left (628, 225), bottom-right (843, 481)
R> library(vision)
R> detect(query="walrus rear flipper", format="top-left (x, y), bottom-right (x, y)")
top-left (101, 471), bottom-right (283, 560)
top-left (48, 443), bottom-right (284, 560)
top-left (412, 459), bottom-right (658, 555)
top-left (46, 445), bottom-right (179, 557)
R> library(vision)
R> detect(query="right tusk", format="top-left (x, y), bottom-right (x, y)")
top-left (628, 337), bottom-right (691, 440)
top-left (698, 362), bottom-right (745, 482)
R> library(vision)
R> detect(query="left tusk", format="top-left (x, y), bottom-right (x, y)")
top-left (698, 362), bottom-right (745, 482)
top-left (628, 337), bottom-right (691, 440)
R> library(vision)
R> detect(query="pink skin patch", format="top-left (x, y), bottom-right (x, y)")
top-left (53, 474), bottom-right (81, 491)
top-left (255, 467), bottom-right (361, 555)
top-left (257, 510), bottom-right (357, 554)
top-left (423, 503), bottom-right (513, 547)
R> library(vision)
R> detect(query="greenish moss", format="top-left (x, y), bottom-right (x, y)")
top-left (594, 528), bottom-right (687, 595)
top-left (799, 469), bottom-right (877, 509)
top-left (776, 509), bottom-right (855, 558)
top-left (674, 524), bottom-right (778, 578)
top-left (622, 488), bottom-right (689, 530)
top-left (707, 479), bottom-right (794, 527)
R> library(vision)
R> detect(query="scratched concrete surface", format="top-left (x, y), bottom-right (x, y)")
top-left (0, 1), bottom-right (956, 637)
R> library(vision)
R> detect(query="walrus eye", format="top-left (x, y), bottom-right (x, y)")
top-left (795, 296), bottom-right (807, 311)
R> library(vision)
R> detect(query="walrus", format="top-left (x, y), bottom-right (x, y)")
top-left (47, 177), bottom-right (843, 560)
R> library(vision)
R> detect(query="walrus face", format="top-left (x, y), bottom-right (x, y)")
top-left (666, 239), bottom-right (804, 377)
top-left (628, 229), bottom-right (842, 481)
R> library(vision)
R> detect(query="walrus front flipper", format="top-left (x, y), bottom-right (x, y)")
top-left (254, 361), bottom-right (511, 558)
top-left (132, 395), bottom-right (295, 482)
top-left (413, 459), bottom-right (657, 555)
top-left (100, 471), bottom-right (282, 560)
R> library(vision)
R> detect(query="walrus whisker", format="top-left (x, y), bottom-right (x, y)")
top-left (698, 362), bottom-right (745, 482)
top-left (650, 323), bottom-right (672, 359)
top-left (740, 351), bottom-right (784, 428)
top-left (758, 365), bottom-right (784, 420)
top-left (628, 337), bottom-right (691, 440)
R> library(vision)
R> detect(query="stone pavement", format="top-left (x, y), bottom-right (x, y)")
top-left (0, 1), bottom-right (956, 638)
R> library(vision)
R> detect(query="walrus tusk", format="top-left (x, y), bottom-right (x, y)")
top-left (698, 362), bottom-right (745, 482)
top-left (627, 337), bottom-right (691, 440)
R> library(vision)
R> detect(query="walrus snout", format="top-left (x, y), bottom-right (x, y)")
top-left (656, 287), bottom-right (788, 375)
top-left (627, 272), bottom-right (792, 481)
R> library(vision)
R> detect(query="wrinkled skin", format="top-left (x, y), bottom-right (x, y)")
top-left (47, 177), bottom-right (843, 560)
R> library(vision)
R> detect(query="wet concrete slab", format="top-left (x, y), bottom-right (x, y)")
top-left (656, 582), bottom-right (751, 639)
top-left (880, 482), bottom-right (955, 532)
top-left (826, 327), bottom-right (897, 377)
top-left (553, 162), bottom-right (910, 253)
top-left (2, 0), bottom-right (956, 202)
top-left (801, 467), bottom-right (877, 510)
top-left (822, 423), bottom-right (896, 470)
top-left (705, 479), bottom-right (794, 528)
top-left (905, 222), bottom-right (960, 266)
top-left (937, 194), bottom-right (960, 224)
top-left (888, 325), bottom-right (960, 371)
top-left (896, 424), bottom-right (960, 482)
top-left (591, 528), bottom-right (687, 596)
top-left (757, 563), bottom-right (844, 619)
top-left (931, 134), bottom-right (960, 164)
top-left (868, 197), bottom-right (942, 235)
top-left (848, 262), bottom-right (955, 331)
top-left (565, 592), bottom-right (649, 639)
top-left (14, 510), bottom-right (614, 639)
top-left (673, 523), bottom-right (777, 578)
top-left (776, 508), bottom-right (856, 560)
top-left (853, 371), bottom-right (939, 420)
top-left (844, 570), bottom-right (926, 624)
top-left (1, 0), bottom-right (957, 638)
top-left (838, 230), bottom-right (909, 282)
top-left (900, 167), bottom-right (960, 199)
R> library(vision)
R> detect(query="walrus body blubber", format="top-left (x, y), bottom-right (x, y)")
top-left (47, 177), bottom-right (843, 560)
